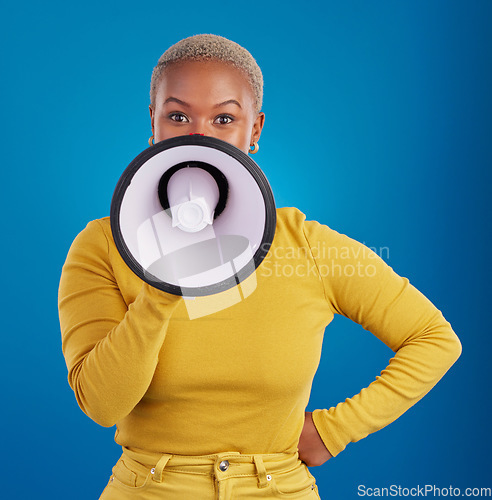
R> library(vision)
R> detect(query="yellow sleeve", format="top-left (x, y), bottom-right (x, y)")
top-left (58, 219), bottom-right (182, 427)
top-left (303, 219), bottom-right (462, 457)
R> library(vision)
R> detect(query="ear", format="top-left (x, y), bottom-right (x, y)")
top-left (149, 105), bottom-right (155, 135)
top-left (251, 112), bottom-right (265, 145)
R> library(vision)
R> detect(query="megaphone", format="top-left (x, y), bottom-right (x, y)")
top-left (110, 135), bottom-right (276, 298)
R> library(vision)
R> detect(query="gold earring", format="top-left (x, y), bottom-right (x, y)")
top-left (249, 142), bottom-right (259, 154)
top-left (148, 136), bottom-right (154, 146)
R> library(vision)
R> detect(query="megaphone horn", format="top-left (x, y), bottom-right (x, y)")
top-left (110, 135), bottom-right (276, 297)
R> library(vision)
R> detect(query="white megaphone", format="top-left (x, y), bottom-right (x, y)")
top-left (110, 135), bottom-right (276, 298)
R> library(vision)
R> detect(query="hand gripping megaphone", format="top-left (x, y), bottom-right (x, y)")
top-left (110, 135), bottom-right (276, 299)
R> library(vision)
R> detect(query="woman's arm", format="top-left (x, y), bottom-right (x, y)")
top-left (58, 219), bottom-right (181, 427)
top-left (302, 219), bottom-right (462, 459)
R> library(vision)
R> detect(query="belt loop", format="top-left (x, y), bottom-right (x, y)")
top-left (152, 454), bottom-right (172, 483)
top-left (253, 455), bottom-right (268, 488)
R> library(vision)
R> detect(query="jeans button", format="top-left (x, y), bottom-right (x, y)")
top-left (219, 460), bottom-right (230, 471)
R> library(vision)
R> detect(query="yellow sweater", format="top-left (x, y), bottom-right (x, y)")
top-left (58, 207), bottom-right (461, 457)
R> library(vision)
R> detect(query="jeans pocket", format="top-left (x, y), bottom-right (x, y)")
top-left (270, 462), bottom-right (318, 498)
top-left (111, 457), bottom-right (152, 491)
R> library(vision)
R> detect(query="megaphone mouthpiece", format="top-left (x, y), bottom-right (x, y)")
top-left (158, 161), bottom-right (229, 221)
top-left (171, 197), bottom-right (214, 233)
top-left (165, 167), bottom-right (219, 232)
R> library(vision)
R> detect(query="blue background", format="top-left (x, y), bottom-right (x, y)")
top-left (1, 0), bottom-right (490, 498)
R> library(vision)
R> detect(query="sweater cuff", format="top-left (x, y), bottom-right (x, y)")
top-left (311, 409), bottom-right (348, 457)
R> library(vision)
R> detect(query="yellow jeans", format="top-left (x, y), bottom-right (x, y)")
top-left (99, 447), bottom-right (322, 499)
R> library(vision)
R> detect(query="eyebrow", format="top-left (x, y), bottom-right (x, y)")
top-left (162, 97), bottom-right (242, 109)
top-left (163, 97), bottom-right (190, 107)
top-left (214, 99), bottom-right (242, 109)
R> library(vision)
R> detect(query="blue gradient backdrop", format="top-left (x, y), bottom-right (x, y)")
top-left (1, 1), bottom-right (490, 498)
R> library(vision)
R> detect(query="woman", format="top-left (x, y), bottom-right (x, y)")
top-left (58, 34), bottom-right (462, 499)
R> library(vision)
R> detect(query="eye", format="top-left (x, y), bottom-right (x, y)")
top-left (169, 112), bottom-right (189, 123)
top-left (214, 115), bottom-right (234, 125)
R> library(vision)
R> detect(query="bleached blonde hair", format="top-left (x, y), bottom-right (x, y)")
top-left (150, 34), bottom-right (263, 113)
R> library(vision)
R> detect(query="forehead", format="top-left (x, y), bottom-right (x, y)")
top-left (156, 60), bottom-right (255, 106)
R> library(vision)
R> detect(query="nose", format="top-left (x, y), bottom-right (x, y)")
top-left (191, 117), bottom-right (215, 138)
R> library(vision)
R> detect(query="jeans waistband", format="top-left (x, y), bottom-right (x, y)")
top-left (121, 447), bottom-right (302, 486)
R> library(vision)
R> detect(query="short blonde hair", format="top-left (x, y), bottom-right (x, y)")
top-left (150, 34), bottom-right (263, 113)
